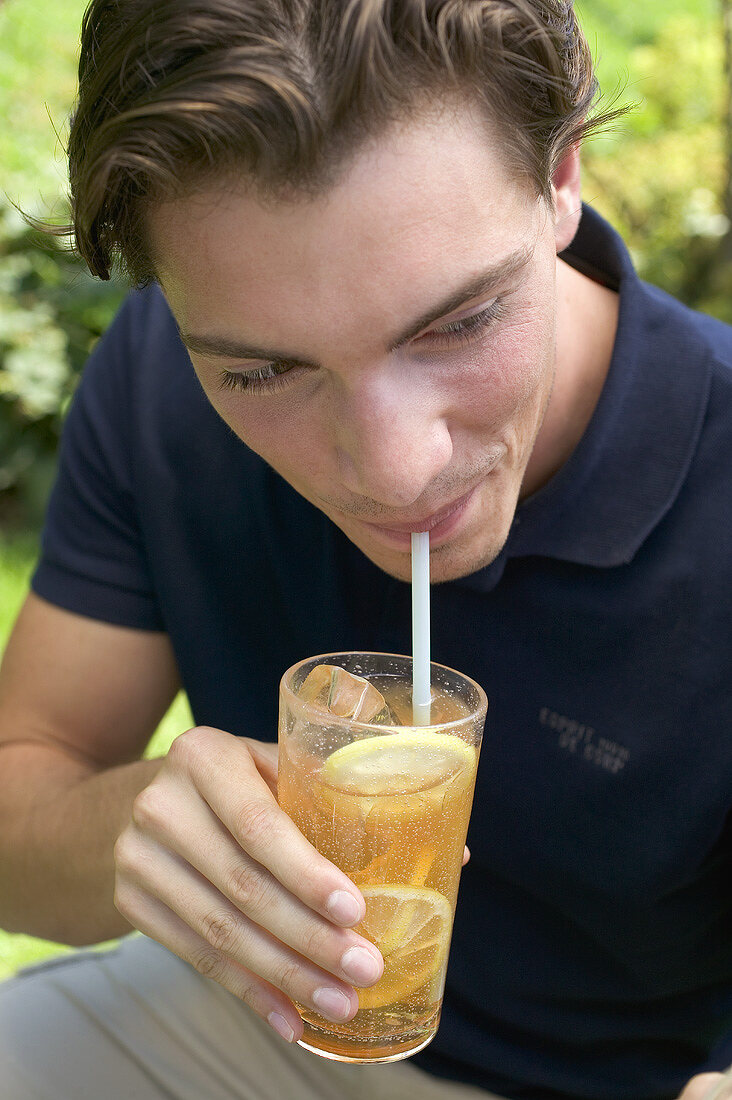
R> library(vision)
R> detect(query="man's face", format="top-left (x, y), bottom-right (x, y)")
top-left (150, 104), bottom-right (566, 583)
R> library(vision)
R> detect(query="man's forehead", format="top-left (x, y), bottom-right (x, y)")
top-left (177, 243), bottom-right (535, 366)
top-left (156, 198), bottom-right (542, 355)
top-left (151, 105), bottom-right (546, 348)
top-left (151, 104), bottom-right (538, 269)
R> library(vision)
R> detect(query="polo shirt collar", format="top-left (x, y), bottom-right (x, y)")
top-left (457, 204), bottom-right (713, 593)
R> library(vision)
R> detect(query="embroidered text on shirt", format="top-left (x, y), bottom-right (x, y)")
top-left (538, 707), bottom-right (630, 774)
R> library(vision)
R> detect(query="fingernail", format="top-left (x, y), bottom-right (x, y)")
top-left (267, 1011), bottom-right (295, 1043)
top-left (340, 945), bottom-right (382, 986)
top-left (326, 890), bottom-right (363, 925)
top-left (312, 987), bottom-right (354, 1022)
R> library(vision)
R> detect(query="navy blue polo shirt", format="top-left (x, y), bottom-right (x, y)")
top-left (32, 206), bottom-right (732, 1100)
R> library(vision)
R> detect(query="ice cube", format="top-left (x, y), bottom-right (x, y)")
top-left (297, 664), bottom-right (394, 723)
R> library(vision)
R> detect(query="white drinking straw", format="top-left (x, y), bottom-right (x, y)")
top-left (411, 531), bottom-right (431, 725)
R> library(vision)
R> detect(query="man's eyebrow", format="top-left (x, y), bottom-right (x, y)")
top-left (178, 245), bottom-right (532, 363)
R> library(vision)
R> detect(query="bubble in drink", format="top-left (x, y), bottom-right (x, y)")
top-left (279, 672), bottom-right (480, 1062)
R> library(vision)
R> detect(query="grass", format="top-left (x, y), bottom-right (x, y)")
top-left (0, 533), bottom-right (192, 979)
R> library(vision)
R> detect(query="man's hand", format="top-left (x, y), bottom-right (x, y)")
top-left (677, 1073), bottom-right (731, 1100)
top-left (113, 725), bottom-right (385, 1043)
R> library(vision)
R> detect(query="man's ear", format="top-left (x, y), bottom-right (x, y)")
top-left (551, 142), bottom-right (582, 254)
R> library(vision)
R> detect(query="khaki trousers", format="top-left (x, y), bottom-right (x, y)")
top-left (0, 933), bottom-right (500, 1100)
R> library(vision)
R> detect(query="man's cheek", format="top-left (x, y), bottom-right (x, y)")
top-left (209, 397), bottom-right (305, 465)
top-left (260, 427), bottom-right (334, 494)
top-left (466, 338), bottom-right (551, 426)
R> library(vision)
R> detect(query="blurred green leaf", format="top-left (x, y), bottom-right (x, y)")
top-left (584, 12), bottom-right (732, 320)
top-left (0, 193), bottom-right (125, 524)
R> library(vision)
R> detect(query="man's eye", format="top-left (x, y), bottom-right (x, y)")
top-left (421, 300), bottom-right (505, 347)
top-left (217, 361), bottom-right (294, 394)
top-left (216, 298), bottom-right (506, 395)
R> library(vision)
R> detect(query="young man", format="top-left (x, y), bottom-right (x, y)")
top-left (0, 2), bottom-right (729, 1098)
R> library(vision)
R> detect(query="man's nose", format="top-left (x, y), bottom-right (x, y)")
top-left (332, 372), bottom-right (453, 508)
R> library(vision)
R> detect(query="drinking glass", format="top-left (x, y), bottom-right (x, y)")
top-left (278, 651), bottom-right (487, 1062)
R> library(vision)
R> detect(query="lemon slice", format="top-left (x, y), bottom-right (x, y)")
top-left (355, 885), bottom-right (452, 1010)
top-left (320, 732), bottom-right (476, 796)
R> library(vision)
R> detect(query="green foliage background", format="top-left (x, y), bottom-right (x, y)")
top-left (0, 0), bottom-right (727, 974)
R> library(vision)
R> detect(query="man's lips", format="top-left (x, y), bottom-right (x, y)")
top-left (360, 487), bottom-right (476, 534)
top-left (325, 449), bottom-right (505, 551)
top-left (349, 485), bottom-right (480, 550)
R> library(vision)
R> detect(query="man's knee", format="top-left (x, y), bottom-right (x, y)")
top-left (0, 954), bottom-right (101, 1099)
top-left (0, 967), bottom-right (52, 1099)
top-left (1, 1051), bottom-right (42, 1100)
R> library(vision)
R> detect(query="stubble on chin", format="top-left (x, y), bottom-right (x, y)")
top-left (433, 509), bottom-right (515, 583)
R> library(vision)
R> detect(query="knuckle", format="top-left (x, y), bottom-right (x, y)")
top-left (233, 974), bottom-right (264, 1006)
top-left (234, 798), bottom-right (276, 850)
top-left (225, 861), bottom-right (269, 913)
top-left (168, 725), bottom-right (215, 767)
top-left (112, 832), bottom-right (135, 874)
top-left (200, 909), bottom-right (241, 956)
top-left (191, 945), bottom-right (225, 980)
top-left (299, 919), bottom-right (332, 963)
top-left (113, 882), bottom-right (134, 919)
top-left (131, 784), bottom-right (166, 831)
top-left (679, 1075), bottom-right (723, 1100)
top-left (277, 958), bottom-right (305, 996)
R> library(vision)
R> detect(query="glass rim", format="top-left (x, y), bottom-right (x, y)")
top-left (279, 650), bottom-right (488, 733)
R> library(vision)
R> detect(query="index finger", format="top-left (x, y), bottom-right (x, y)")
top-left (243, 738), bottom-right (279, 799)
top-left (189, 728), bottom-right (366, 927)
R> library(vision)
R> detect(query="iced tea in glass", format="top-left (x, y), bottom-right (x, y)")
top-left (278, 652), bottom-right (487, 1063)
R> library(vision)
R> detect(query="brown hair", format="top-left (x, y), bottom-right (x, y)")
top-left (54, 0), bottom-right (623, 285)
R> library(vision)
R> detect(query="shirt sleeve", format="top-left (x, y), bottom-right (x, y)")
top-left (31, 290), bottom-right (166, 631)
